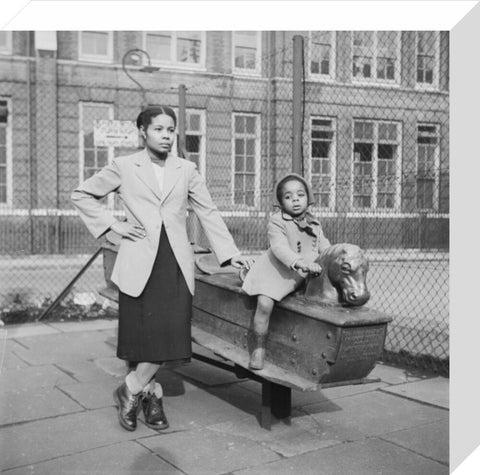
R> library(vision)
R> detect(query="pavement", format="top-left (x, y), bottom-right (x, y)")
top-left (0, 320), bottom-right (449, 475)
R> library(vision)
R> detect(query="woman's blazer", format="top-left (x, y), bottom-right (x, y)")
top-left (71, 150), bottom-right (240, 297)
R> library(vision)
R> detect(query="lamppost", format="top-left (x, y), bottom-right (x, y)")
top-left (121, 48), bottom-right (160, 110)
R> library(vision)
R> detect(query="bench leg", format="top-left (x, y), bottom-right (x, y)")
top-left (260, 381), bottom-right (292, 429)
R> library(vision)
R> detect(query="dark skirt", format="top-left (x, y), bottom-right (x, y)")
top-left (117, 225), bottom-right (192, 364)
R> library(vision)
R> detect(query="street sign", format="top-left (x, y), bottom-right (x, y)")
top-left (94, 120), bottom-right (139, 148)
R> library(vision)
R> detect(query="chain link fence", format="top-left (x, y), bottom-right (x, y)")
top-left (0, 31), bottom-right (448, 376)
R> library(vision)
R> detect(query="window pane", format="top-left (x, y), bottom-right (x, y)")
top-left (82, 31), bottom-right (108, 56)
top-left (234, 116), bottom-right (244, 133)
top-left (186, 135), bottom-right (200, 153)
top-left (378, 144), bottom-right (396, 160)
top-left (0, 127), bottom-right (5, 144)
top-left (0, 184), bottom-right (6, 203)
top-left (84, 150), bottom-right (95, 167)
top-left (0, 32), bottom-right (7, 48)
top-left (177, 38), bottom-right (201, 63)
top-left (246, 138), bottom-right (255, 155)
top-left (0, 166), bottom-right (6, 183)
top-left (246, 116), bottom-right (256, 134)
top-left (188, 113), bottom-right (201, 131)
top-left (235, 155), bottom-right (244, 172)
top-left (354, 143), bottom-right (373, 162)
top-left (97, 148), bottom-right (108, 167)
top-left (235, 138), bottom-right (244, 155)
top-left (147, 33), bottom-right (171, 61)
top-left (312, 140), bottom-right (330, 158)
top-left (245, 156), bottom-right (255, 172)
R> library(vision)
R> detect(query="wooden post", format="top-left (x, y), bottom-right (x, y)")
top-left (178, 84), bottom-right (187, 158)
top-left (292, 35), bottom-right (304, 175)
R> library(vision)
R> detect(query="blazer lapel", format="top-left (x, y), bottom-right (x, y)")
top-left (160, 155), bottom-right (183, 205)
top-left (133, 150), bottom-right (162, 201)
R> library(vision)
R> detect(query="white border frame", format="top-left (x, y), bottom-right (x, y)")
top-left (231, 112), bottom-right (261, 208)
top-left (78, 31), bottom-right (113, 63)
top-left (232, 31), bottom-right (262, 77)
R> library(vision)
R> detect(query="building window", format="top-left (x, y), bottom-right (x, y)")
top-left (233, 32), bottom-right (261, 74)
top-left (416, 32), bottom-right (440, 89)
top-left (0, 99), bottom-right (11, 205)
top-left (416, 124), bottom-right (439, 210)
top-left (144, 32), bottom-right (205, 68)
top-left (79, 103), bottom-right (114, 181)
top-left (232, 113), bottom-right (260, 206)
top-left (352, 120), bottom-right (401, 210)
top-left (79, 31), bottom-right (113, 62)
top-left (309, 31), bottom-right (335, 79)
top-left (0, 32), bottom-right (12, 54)
top-left (309, 117), bottom-right (336, 209)
top-left (352, 31), bottom-right (400, 83)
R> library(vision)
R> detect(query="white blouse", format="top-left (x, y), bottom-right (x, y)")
top-left (152, 163), bottom-right (165, 193)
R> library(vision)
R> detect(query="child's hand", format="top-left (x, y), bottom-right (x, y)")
top-left (295, 260), bottom-right (322, 275)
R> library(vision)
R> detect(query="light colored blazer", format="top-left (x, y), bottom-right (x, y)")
top-left (71, 150), bottom-right (240, 297)
top-left (242, 211), bottom-right (331, 301)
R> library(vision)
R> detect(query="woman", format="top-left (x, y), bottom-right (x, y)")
top-left (72, 105), bottom-right (252, 432)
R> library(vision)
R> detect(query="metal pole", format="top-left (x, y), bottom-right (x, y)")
top-left (292, 35), bottom-right (304, 175)
top-left (178, 84), bottom-right (187, 158)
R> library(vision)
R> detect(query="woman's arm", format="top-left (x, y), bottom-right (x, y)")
top-left (71, 160), bottom-right (122, 239)
top-left (187, 164), bottom-right (242, 266)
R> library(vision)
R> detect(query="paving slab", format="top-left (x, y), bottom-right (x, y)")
top-left (56, 358), bottom-right (120, 383)
top-left (0, 364), bottom-right (77, 391)
top-left (0, 407), bottom-right (156, 471)
top-left (94, 356), bottom-right (128, 378)
top-left (3, 440), bottom-right (182, 475)
top-left (140, 427), bottom-right (281, 474)
top-left (58, 376), bottom-right (122, 410)
top-left (0, 386), bottom-right (84, 426)
top-left (0, 339), bottom-right (28, 370)
top-left (209, 411), bottom-right (343, 457)
top-left (163, 385), bottom-right (258, 431)
top-left (10, 331), bottom-right (114, 365)
top-left (237, 378), bottom-right (387, 409)
top-left (232, 437), bottom-right (448, 475)
top-left (174, 357), bottom-right (248, 387)
top-left (380, 376), bottom-right (449, 409)
top-left (369, 362), bottom-right (423, 385)
top-left (4, 323), bottom-right (59, 339)
top-left (46, 319), bottom-right (118, 333)
top-left (305, 390), bottom-right (448, 439)
top-left (381, 419), bottom-right (449, 465)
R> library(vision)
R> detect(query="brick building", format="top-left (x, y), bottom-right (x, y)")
top-left (0, 30), bottom-right (449, 253)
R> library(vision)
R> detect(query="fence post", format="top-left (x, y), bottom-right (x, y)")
top-left (292, 35), bottom-right (304, 175)
top-left (178, 84), bottom-right (187, 158)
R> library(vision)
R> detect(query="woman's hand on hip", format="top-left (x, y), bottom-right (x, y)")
top-left (230, 254), bottom-right (254, 270)
top-left (110, 221), bottom-right (146, 241)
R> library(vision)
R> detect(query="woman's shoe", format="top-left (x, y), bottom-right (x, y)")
top-left (142, 392), bottom-right (169, 430)
top-left (113, 383), bottom-right (140, 431)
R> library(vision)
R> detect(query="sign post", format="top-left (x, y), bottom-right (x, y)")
top-left (93, 120), bottom-right (139, 148)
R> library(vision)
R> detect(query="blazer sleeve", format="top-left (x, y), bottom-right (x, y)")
top-left (71, 159), bottom-right (122, 239)
top-left (187, 164), bottom-right (240, 265)
top-left (268, 214), bottom-right (301, 269)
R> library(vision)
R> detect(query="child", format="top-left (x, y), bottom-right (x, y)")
top-left (242, 173), bottom-right (331, 370)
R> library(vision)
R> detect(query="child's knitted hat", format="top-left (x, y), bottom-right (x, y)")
top-left (274, 173), bottom-right (315, 207)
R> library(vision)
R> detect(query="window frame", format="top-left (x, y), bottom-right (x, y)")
top-left (78, 31), bottom-right (113, 63)
top-left (416, 122), bottom-right (440, 211)
top-left (78, 102), bottom-right (115, 207)
top-left (231, 112), bottom-right (261, 208)
top-left (143, 31), bottom-right (206, 70)
top-left (308, 115), bottom-right (337, 211)
top-left (0, 31), bottom-right (13, 55)
top-left (415, 31), bottom-right (441, 90)
top-left (351, 31), bottom-right (401, 86)
top-left (0, 98), bottom-right (12, 207)
top-left (307, 31), bottom-right (336, 81)
top-left (172, 108), bottom-right (206, 176)
top-left (232, 31), bottom-right (262, 76)
top-left (350, 119), bottom-right (402, 212)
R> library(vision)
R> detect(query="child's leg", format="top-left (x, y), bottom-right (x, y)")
top-left (249, 295), bottom-right (275, 370)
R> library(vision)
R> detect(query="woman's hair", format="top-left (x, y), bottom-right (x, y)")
top-left (136, 105), bottom-right (177, 129)
top-left (276, 176), bottom-right (308, 204)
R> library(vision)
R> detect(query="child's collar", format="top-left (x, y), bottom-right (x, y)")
top-left (280, 210), bottom-right (319, 225)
